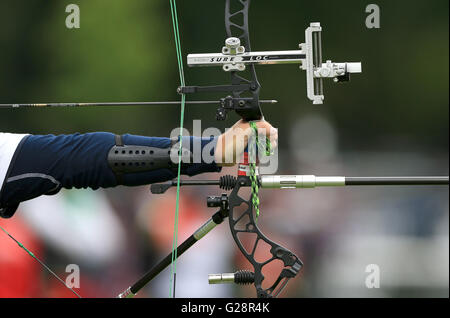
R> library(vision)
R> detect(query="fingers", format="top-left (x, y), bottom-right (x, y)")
top-left (234, 119), bottom-right (278, 142)
top-left (215, 119), bottom-right (279, 166)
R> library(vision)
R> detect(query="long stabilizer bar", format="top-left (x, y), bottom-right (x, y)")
top-left (150, 175), bottom-right (449, 194)
top-left (260, 175), bottom-right (449, 189)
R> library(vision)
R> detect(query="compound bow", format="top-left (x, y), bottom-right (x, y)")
top-left (116, 0), bottom-right (447, 299)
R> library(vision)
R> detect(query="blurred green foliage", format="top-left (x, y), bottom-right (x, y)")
top-left (0, 0), bottom-right (448, 151)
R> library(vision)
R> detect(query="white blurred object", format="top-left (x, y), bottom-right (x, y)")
top-left (290, 115), bottom-right (338, 164)
top-left (317, 234), bottom-right (449, 297)
top-left (20, 189), bottom-right (126, 267)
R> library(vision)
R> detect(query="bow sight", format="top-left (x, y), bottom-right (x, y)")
top-left (185, 22), bottom-right (362, 106)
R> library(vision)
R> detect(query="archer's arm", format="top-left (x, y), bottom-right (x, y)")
top-left (0, 132), bottom-right (220, 218)
top-left (0, 120), bottom-right (278, 218)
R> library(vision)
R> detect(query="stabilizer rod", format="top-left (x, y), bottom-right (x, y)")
top-left (151, 175), bottom-right (449, 194)
top-left (259, 175), bottom-right (449, 189)
top-left (345, 176), bottom-right (449, 186)
top-left (117, 194), bottom-right (229, 298)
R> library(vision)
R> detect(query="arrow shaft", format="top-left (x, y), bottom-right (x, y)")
top-left (0, 100), bottom-right (277, 108)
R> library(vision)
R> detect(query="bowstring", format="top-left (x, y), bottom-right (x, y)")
top-left (169, 0), bottom-right (186, 298)
top-left (0, 224), bottom-right (82, 298)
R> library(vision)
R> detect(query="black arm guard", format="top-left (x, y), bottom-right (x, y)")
top-left (108, 135), bottom-right (192, 183)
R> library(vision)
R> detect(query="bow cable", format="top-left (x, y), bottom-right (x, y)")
top-left (169, 0), bottom-right (186, 298)
top-left (248, 122), bottom-right (272, 222)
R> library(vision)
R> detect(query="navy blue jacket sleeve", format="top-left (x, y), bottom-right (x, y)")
top-left (0, 132), bottom-right (221, 218)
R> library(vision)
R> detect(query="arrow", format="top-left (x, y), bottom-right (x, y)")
top-left (0, 100), bottom-right (277, 108)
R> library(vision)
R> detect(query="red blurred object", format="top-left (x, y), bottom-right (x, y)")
top-left (0, 217), bottom-right (42, 297)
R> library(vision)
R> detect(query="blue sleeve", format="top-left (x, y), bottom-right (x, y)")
top-left (0, 132), bottom-right (221, 218)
